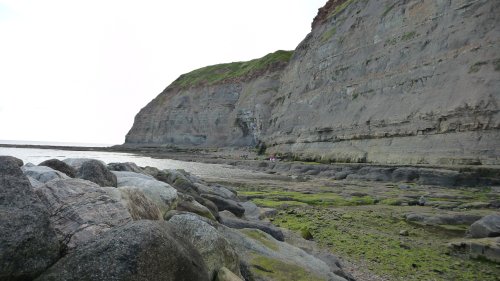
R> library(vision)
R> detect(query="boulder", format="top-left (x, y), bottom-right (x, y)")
top-left (107, 162), bottom-right (143, 173)
top-left (406, 213), bottom-right (483, 226)
top-left (39, 159), bottom-right (76, 178)
top-left (76, 159), bottom-right (117, 187)
top-left (196, 183), bottom-right (237, 199)
top-left (168, 213), bottom-right (242, 280)
top-left (115, 172), bottom-right (178, 216)
top-left (21, 164), bottom-right (70, 184)
top-left (63, 158), bottom-right (105, 170)
top-left (241, 201), bottom-right (261, 220)
top-left (176, 193), bottom-right (216, 220)
top-left (0, 156), bottom-right (60, 280)
top-left (113, 170), bottom-right (155, 180)
top-left (35, 220), bottom-right (210, 281)
top-left (281, 228), bottom-right (352, 281)
top-left (196, 196), bottom-right (221, 220)
top-left (449, 237), bottom-right (500, 263)
top-left (105, 186), bottom-right (163, 220)
top-left (1, 155), bottom-right (23, 167)
top-left (27, 176), bottom-right (44, 188)
top-left (220, 212), bottom-right (284, 241)
top-left (241, 201), bottom-right (277, 221)
top-left (469, 214), bottom-right (500, 238)
top-left (35, 178), bottom-right (132, 251)
top-left (220, 227), bottom-right (346, 281)
top-left (202, 194), bottom-right (245, 217)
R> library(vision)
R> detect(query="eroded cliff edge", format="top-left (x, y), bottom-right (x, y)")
top-left (126, 50), bottom-right (291, 147)
top-left (126, 0), bottom-right (500, 165)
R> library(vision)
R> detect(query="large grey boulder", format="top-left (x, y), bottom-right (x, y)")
top-left (113, 170), bottom-right (155, 180)
top-left (469, 214), bottom-right (500, 238)
top-left (76, 159), bottom-right (117, 187)
top-left (168, 213), bottom-right (242, 280)
top-left (108, 162), bottom-right (143, 173)
top-left (39, 159), bottom-right (76, 178)
top-left (35, 178), bottom-right (132, 252)
top-left (220, 226), bottom-right (346, 281)
top-left (104, 186), bottom-right (163, 220)
top-left (202, 193), bottom-right (245, 217)
top-left (35, 220), bottom-right (210, 281)
top-left (0, 156), bottom-right (60, 281)
top-left (115, 171), bottom-right (178, 216)
top-left (21, 164), bottom-right (70, 184)
top-left (449, 237), bottom-right (500, 263)
top-left (63, 158), bottom-right (105, 170)
top-left (196, 183), bottom-right (237, 199)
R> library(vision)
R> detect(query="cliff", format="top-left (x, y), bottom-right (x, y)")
top-left (125, 51), bottom-right (291, 147)
top-left (126, 0), bottom-right (500, 165)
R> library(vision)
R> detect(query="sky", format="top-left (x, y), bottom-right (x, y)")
top-left (0, 0), bottom-right (326, 145)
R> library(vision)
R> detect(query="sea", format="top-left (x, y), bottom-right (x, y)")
top-left (0, 140), bottom-right (267, 180)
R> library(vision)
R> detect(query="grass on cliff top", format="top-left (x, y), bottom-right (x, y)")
top-left (171, 50), bottom-right (293, 89)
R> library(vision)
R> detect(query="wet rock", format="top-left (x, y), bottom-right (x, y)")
top-left (168, 213), bottom-right (242, 280)
top-left (105, 187), bottom-right (163, 220)
top-left (63, 158), bottom-right (105, 170)
top-left (220, 227), bottom-right (346, 281)
top-left (76, 159), bottom-right (117, 187)
top-left (449, 238), bottom-right (500, 263)
top-left (219, 212), bottom-right (284, 241)
top-left (39, 159), bottom-right (76, 177)
top-left (202, 194), bottom-right (245, 217)
top-left (35, 220), bottom-right (210, 281)
top-left (0, 156), bottom-right (60, 280)
top-left (21, 164), bottom-right (70, 184)
top-left (35, 178), bottom-right (132, 251)
top-left (241, 201), bottom-right (261, 220)
top-left (176, 193), bottom-right (216, 221)
top-left (469, 215), bottom-right (500, 238)
top-left (281, 228), bottom-right (352, 281)
top-left (196, 183), bottom-right (237, 199)
top-left (27, 176), bottom-right (44, 188)
top-left (114, 171), bottom-right (178, 216)
top-left (107, 162), bottom-right (143, 173)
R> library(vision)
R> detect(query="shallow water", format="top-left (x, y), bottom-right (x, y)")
top-left (0, 147), bottom-right (269, 180)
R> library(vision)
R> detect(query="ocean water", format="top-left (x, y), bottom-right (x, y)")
top-left (0, 146), bottom-right (269, 180)
top-left (0, 140), bottom-right (113, 147)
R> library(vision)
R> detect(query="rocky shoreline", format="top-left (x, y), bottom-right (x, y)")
top-left (0, 155), bottom-right (354, 281)
top-left (2, 147), bottom-right (500, 280)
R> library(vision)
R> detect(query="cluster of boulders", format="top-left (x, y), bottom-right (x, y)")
top-left (0, 156), bottom-right (350, 281)
top-left (404, 210), bottom-right (500, 263)
top-left (447, 214), bottom-right (500, 263)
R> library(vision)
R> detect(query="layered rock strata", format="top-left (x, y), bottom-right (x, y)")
top-left (126, 0), bottom-right (500, 165)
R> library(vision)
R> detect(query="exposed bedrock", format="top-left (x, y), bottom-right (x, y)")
top-left (125, 0), bottom-right (500, 165)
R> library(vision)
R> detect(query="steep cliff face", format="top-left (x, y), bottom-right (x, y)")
top-left (126, 0), bottom-right (500, 165)
top-left (264, 0), bottom-right (500, 165)
top-left (125, 51), bottom-right (291, 147)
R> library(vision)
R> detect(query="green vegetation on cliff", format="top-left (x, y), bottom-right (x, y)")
top-left (172, 50), bottom-right (293, 89)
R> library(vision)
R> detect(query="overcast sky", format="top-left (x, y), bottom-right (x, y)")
top-left (0, 0), bottom-right (325, 145)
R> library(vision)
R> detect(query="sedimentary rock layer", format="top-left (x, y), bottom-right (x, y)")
top-left (126, 0), bottom-right (500, 165)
